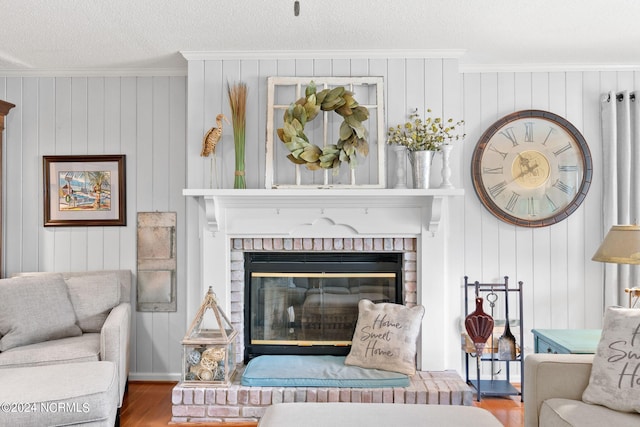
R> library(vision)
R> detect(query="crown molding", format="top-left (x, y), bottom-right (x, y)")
top-left (460, 62), bottom-right (640, 73)
top-left (180, 49), bottom-right (467, 61)
top-left (0, 67), bottom-right (187, 78)
top-left (2, 56), bottom-right (639, 77)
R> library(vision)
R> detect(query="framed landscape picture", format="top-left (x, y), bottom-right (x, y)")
top-left (43, 155), bottom-right (126, 226)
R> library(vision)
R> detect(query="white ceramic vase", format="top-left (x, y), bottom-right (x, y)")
top-left (392, 145), bottom-right (408, 189)
top-left (439, 144), bottom-right (454, 189)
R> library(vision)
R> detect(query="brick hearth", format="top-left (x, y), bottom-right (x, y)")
top-left (171, 367), bottom-right (472, 423)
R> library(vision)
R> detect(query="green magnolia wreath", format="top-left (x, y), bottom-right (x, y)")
top-left (277, 81), bottom-right (370, 170)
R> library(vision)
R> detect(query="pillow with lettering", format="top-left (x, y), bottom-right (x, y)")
top-left (345, 299), bottom-right (425, 375)
top-left (582, 306), bottom-right (640, 413)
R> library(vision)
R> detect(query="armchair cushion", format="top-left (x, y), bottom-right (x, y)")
top-left (65, 273), bottom-right (121, 332)
top-left (582, 306), bottom-right (640, 413)
top-left (540, 397), bottom-right (640, 427)
top-left (0, 275), bottom-right (82, 351)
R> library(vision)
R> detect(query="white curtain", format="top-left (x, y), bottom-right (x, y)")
top-left (600, 91), bottom-right (640, 306)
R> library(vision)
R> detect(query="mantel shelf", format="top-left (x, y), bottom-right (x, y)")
top-left (183, 188), bottom-right (464, 234)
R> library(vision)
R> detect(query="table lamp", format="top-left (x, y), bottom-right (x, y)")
top-left (592, 225), bottom-right (640, 307)
top-left (592, 225), bottom-right (640, 264)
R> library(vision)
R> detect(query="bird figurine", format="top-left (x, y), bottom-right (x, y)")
top-left (201, 114), bottom-right (230, 188)
top-left (201, 114), bottom-right (230, 157)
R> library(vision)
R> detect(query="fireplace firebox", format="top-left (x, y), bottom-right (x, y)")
top-left (244, 252), bottom-right (402, 362)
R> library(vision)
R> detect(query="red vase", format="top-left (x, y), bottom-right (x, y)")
top-left (465, 297), bottom-right (494, 355)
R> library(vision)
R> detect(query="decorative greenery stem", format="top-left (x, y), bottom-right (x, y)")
top-left (387, 108), bottom-right (465, 152)
top-left (228, 82), bottom-right (247, 189)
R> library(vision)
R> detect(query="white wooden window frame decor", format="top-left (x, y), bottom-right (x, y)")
top-left (266, 76), bottom-right (385, 189)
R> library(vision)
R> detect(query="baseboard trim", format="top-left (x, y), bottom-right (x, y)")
top-left (128, 372), bottom-right (181, 382)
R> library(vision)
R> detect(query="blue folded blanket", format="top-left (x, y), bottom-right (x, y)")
top-left (241, 355), bottom-right (410, 388)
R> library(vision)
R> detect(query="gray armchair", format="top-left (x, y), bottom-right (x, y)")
top-left (0, 270), bottom-right (131, 407)
top-left (524, 353), bottom-right (640, 427)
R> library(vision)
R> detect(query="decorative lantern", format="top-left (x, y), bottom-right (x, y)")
top-left (181, 286), bottom-right (238, 386)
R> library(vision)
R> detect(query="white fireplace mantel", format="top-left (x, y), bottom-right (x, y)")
top-left (183, 188), bottom-right (464, 235)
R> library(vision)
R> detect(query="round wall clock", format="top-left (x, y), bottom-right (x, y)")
top-left (471, 110), bottom-right (592, 227)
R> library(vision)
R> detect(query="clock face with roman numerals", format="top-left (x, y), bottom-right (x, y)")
top-left (471, 110), bottom-right (592, 227)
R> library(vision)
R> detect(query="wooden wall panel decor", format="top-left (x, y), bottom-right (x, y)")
top-left (137, 212), bottom-right (177, 312)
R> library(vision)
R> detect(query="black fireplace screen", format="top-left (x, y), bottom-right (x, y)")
top-left (244, 252), bottom-right (402, 362)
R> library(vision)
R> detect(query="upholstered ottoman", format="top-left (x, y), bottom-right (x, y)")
top-left (0, 361), bottom-right (118, 426)
top-left (258, 402), bottom-right (502, 427)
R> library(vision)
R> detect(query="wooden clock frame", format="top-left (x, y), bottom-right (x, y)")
top-left (471, 110), bottom-right (592, 227)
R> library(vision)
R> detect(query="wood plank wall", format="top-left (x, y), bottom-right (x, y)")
top-left (1, 63), bottom-right (637, 379)
top-left (461, 71), bottom-right (639, 383)
top-left (184, 57), bottom-right (462, 190)
top-left (462, 70), bottom-right (638, 326)
top-left (0, 76), bottom-right (188, 380)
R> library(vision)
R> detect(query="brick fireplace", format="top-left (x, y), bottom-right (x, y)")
top-left (234, 238), bottom-right (415, 362)
top-left (183, 188), bottom-right (463, 371)
top-left (175, 188), bottom-right (468, 423)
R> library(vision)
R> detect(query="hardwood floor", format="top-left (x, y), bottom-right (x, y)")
top-left (120, 381), bottom-right (524, 427)
top-left (472, 392), bottom-right (524, 427)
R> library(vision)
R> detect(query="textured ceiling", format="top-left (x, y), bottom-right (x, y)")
top-left (1, 0), bottom-right (639, 73)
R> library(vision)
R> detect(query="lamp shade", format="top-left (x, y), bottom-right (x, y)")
top-left (592, 225), bottom-right (640, 264)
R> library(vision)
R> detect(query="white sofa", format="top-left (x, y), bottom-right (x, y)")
top-left (524, 353), bottom-right (640, 427)
top-left (0, 270), bottom-right (131, 408)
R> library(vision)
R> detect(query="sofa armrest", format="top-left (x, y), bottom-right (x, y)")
top-left (101, 302), bottom-right (131, 407)
top-left (524, 353), bottom-right (594, 427)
